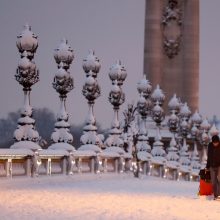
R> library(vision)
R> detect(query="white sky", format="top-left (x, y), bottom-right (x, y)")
top-left (0, 0), bottom-right (219, 128)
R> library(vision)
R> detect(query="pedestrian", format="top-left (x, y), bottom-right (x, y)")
top-left (206, 135), bottom-right (220, 200)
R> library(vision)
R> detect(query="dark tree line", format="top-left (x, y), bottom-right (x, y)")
top-left (0, 108), bottom-right (106, 149)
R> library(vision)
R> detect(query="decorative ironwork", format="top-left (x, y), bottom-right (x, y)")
top-left (162, 0), bottom-right (182, 59)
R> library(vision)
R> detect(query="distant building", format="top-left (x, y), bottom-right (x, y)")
top-left (143, 0), bottom-right (199, 113)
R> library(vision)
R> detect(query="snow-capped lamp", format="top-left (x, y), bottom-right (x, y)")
top-left (16, 23), bottom-right (38, 60)
top-left (200, 118), bottom-right (211, 132)
top-left (109, 60), bottom-right (127, 86)
top-left (104, 60), bottom-right (127, 157)
top-left (137, 77), bottom-right (152, 99)
top-left (168, 110), bottom-right (179, 133)
top-left (49, 39), bottom-right (75, 152)
top-left (11, 24), bottom-right (40, 151)
top-left (209, 123), bottom-right (219, 137)
top-left (179, 102), bottom-right (191, 121)
top-left (151, 84), bottom-right (165, 106)
top-left (168, 94), bottom-right (181, 114)
top-left (82, 49), bottom-right (101, 77)
top-left (54, 38), bottom-right (74, 71)
top-left (199, 118), bottom-right (211, 147)
top-left (191, 110), bottom-right (202, 128)
top-left (78, 50), bottom-right (103, 153)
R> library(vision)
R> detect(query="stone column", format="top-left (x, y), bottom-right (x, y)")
top-left (182, 0), bottom-right (199, 112)
top-left (143, 0), bottom-right (164, 86)
top-left (143, 0), bottom-right (199, 113)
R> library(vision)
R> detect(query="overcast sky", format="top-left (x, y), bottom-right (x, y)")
top-left (0, 0), bottom-right (219, 129)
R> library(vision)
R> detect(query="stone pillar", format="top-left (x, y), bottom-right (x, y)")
top-left (182, 0), bottom-right (199, 112)
top-left (144, 0), bottom-right (199, 113)
top-left (143, 0), bottom-right (163, 86)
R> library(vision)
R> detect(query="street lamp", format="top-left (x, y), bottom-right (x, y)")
top-left (177, 102), bottom-right (191, 180)
top-left (49, 38), bottom-right (75, 151)
top-left (104, 60), bottom-right (127, 173)
top-left (151, 85), bottom-right (166, 158)
top-left (150, 85), bottom-right (166, 177)
top-left (199, 118), bottom-right (211, 168)
top-left (79, 50), bottom-right (103, 153)
top-left (190, 110), bottom-right (203, 178)
top-left (11, 24), bottom-right (40, 150)
top-left (134, 77), bottom-right (152, 177)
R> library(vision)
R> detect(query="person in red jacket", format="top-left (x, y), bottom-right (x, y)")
top-left (206, 135), bottom-right (220, 200)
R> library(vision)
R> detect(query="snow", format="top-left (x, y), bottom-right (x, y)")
top-left (82, 50), bottom-right (101, 73)
top-left (48, 142), bottom-right (75, 151)
top-left (168, 94), bottom-right (180, 110)
top-left (0, 148), bottom-right (33, 157)
top-left (10, 141), bottom-right (41, 150)
top-left (51, 128), bottom-right (73, 143)
top-left (73, 150), bottom-right (96, 157)
top-left (104, 146), bottom-right (125, 155)
top-left (78, 144), bottom-right (101, 153)
top-left (151, 84), bottom-right (165, 101)
top-left (18, 116), bottom-right (35, 124)
top-left (137, 151), bottom-right (151, 161)
top-left (100, 151), bottom-right (120, 158)
top-left (16, 24), bottom-right (38, 52)
top-left (0, 174), bottom-right (219, 220)
top-left (137, 78), bottom-right (152, 94)
top-left (54, 38), bottom-right (74, 64)
top-left (38, 149), bottom-right (69, 156)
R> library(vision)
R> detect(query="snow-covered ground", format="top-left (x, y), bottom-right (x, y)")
top-left (0, 174), bottom-right (219, 220)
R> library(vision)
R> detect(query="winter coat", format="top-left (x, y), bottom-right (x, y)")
top-left (206, 142), bottom-right (220, 168)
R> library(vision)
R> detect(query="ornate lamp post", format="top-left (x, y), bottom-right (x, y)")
top-left (49, 39), bottom-right (75, 151)
top-left (177, 102), bottom-right (191, 180)
top-left (191, 111), bottom-right (202, 156)
top-left (190, 110), bottom-right (202, 180)
top-left (179, 102), bottom-right (191, 148)
top-left (149, 85), bottom-right (166, 177)
top-left (200, 118), bottom-right (211, 146)
top-left (199, 118), bottom-right (211, 168)
top-left (167, 94), bottom-right (181, 145)
top-left (103, 60), bottom-right (127, 173)
top-left (11, 24), bottom-right (40, 150)
top-left (151, 85), bottom-right (166, 158)
top-left (104, 60), bottom-right (127, 149)
top-left (165, 94), bottom-right (181, 179)
top-left (209, 123), bottom-right (219, 137)
top-left (134, 77), bottom-right (152, 177)
top-left (79, 50), bottom-right (103, 153)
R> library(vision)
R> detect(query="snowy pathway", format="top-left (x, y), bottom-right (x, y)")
top-left (0, 174), bottom-right (219, 220)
